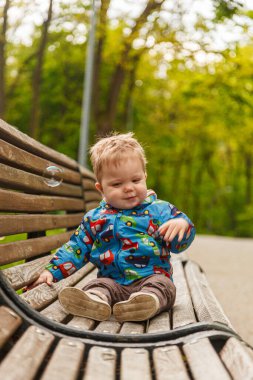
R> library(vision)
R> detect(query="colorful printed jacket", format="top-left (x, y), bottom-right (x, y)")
top-left (46, 190), bottom-right (195, 285)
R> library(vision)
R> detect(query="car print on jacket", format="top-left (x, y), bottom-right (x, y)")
top-left (46, 191), bottom-right (195, 285)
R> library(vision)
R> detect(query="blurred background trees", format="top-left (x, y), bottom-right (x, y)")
top-left (0, 0), bottom-right (252, 237)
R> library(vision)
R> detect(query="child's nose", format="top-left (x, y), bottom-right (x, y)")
top-left (124, 183), bottom-right (134, 192)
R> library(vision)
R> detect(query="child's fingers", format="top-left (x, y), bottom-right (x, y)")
top-left (164, 225), bottom-right (178, 242)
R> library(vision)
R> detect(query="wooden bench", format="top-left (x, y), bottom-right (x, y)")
top-left (1, 119), bottom-right (253, 380)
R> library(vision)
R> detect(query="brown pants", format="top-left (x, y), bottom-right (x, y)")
top-left (82, 274), bottom-right (176, 316)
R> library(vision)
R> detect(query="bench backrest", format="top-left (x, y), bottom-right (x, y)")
top-left (0, 119), bottom-right (101, 291)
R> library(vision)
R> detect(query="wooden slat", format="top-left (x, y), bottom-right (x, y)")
top-left (41, 338), bottom-right (85, 380)
top-left (0, 306), bottom-right (22, 349)
top-left (0, 325), bottom-right (54, 380)
top-left (120, 348), bottom-right (152, 380)
top-left (147, 311), bottom-right (171, 333)
top-left (67, 316), bottom-right (95, 331)
top-left (172, 259), bottom-right (196, 328)
top-left (79, 165), bottom-right (95, 180)
top-left (2, 256), bottom-right (52, 290)
top-left (220, 337), bottom-right (253, 379)
top-left (0, 213), bottom-right (83, 236)
top-left (21, 263), bottom-right (95, 310)
top-left (183, 338), bottom-right (231, 380)
top-left (119, 322), bottom-right (145, 334)
top-left (0, 119), bottom-right (78, 170)
top-left (84, 346), bottom-right (117, 380)
top-left (0, 189), bottom-right (84, 212)
top-left (83, 178), bottom-right (96, 191)
top-left (95, 320), bottom-right (121, 334)
top-left (0, 230), bottom-right (73, 265)
top-left (0, 139), bottom-right (81, 185)
top-left (153, 346), bottom-right (190, 380)
top-left (85, 191), bottom-right (101, 202)
top-left (0, 163), bottom-right (82, 197)
top-left (185, 261), bottom-right (232, 327)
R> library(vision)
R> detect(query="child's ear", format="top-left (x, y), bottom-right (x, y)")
top-left (95, 182), bottom-right (103, 194)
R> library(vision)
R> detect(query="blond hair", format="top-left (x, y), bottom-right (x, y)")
top-left (90, 132), bottom-right (147, 182)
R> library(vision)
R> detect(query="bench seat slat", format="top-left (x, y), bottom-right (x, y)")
top-left (0, 163), bottom-right (83, 197)
top-left (84, 191), bottom-right (102, 202)
top-left (220, 337), bottom-right (253, 379)
top-left (185, 261), bottom-right (232, 327)
top-left (0, 213), bottom-right (83, 236)
top-left (0, 325), bottom-right (54, 380)
top-left (84, 346), bottom-right (117, 380)
top-left (172, 259), bottom-right (196, 328)
top-left (67, 316), bottom-right (96, 331)
top-left (119, 321), bottom-right (145, 334)
top-left (2, 256), bottom-right (52, 290)
top-left (0, 306), bottom-right (22, 349)
top-left (0, 189), bottom-right (85, 212)
top-left (147, 311), bottom-right (171, 333)
top-left (121, 348), bottom-right (152, 380)
top-left (183, 338), bottom-right (231, 380)
top-left (82, 178), bottom-right (97, 191)
top-left (153, 346), bottom-right (190, 380)
top-left (21, 263), bottom-right (95, 310)
top-left (95, 320), bottom-right (121, 334)
top-left (0, 139), bottom-right (81, 185)
top-left (86, 201), bottom-right (101, 212)
top-left (41, 338), bottom-right (85, 380)
top-left (0, 230), bottom-right (74, 265)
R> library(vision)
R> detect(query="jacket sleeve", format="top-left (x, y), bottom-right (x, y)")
top-left (45, 216), bottom-right (94, 282)
top-left (159, 202), bottom-right (196, 254)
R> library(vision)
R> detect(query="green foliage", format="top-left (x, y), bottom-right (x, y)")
top-left (2, 0), bottom-right (253, 237)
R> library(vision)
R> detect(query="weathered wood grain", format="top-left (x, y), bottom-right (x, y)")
top-left (153, 346), bottom-right (190, 380)
top-left (0, 325), bottom-right (54, 380)
top-left (0, 119), bottom-right (78, 170)
top-left (41, 338), bottom-right (85, 380)
top-left (0, 139), bottom-right (81, 185)
top-left (183, 338), bottom-right (231, 380)
top-left (147, 311), bottom-right (171, 333)
top-left (0, 163), bottom-right (82, 197)
top-left (2, 255), bottom-right (52, 290)
top-left (0, 230), bottom-right (73, 265)
top-left (21, 263), bottom-right (95, 310)
top-left (120, 348), bottom-right (152, 380)
top-left (172, 259), bottom-right (196, 328)
top-left (0, 306), bottom-right (22, 349)
top-left (119, 321), bottom-right (145, 334)
top-left (220, 337), bottom-right (253, 380)
top-left (0, 189), bottom-right (84, 212)
top-left (0, 213), bottom-right (83, 236)
top-left (84, 346), bottom-right (117, 380)
top-left (185, 261), bottom-right (232, 327)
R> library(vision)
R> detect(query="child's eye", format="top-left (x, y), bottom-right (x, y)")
top-left (133, 179), bottom-right (141, 183)
top-left (112, 183), bottom-right (121, 187)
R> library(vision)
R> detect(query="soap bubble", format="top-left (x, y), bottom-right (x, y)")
top-left (43, 165), bottom-right (63, 187)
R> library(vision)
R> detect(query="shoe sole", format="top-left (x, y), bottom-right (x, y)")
top-left (58, 287), bottom-right (111, 321)
top-left (113, 294), bottom-right (158, 322)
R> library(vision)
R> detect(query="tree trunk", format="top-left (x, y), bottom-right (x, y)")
top-left (96, 0), bottom-right (166, 135)
top-left (245, 152), bottom-right (252, 204)
top-left (29, 0), bottom-right (53, 139)
top-left (0, 0), bottom-right (10, 118)
top-left (92, 0), bottom-right (110, 122)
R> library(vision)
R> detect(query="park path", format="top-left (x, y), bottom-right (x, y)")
top-left (184, 234), bottom-right (253, 346)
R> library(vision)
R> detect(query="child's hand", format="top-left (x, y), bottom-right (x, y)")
top-left (26, 270), bottom-right (54, 290)
top-left (158, 218), bottom-right (190, 243)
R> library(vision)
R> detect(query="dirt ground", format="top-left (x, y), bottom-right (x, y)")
top-left (184, 234), bottom-right (253, 347)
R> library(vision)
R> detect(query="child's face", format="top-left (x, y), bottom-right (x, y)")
top-left (95, 156), bottom-right (147, 209)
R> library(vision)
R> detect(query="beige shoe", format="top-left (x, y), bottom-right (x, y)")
top-left (113, 292), bottom-right (160, 322)
top-left (58, 287), bottom-right (111, 321)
